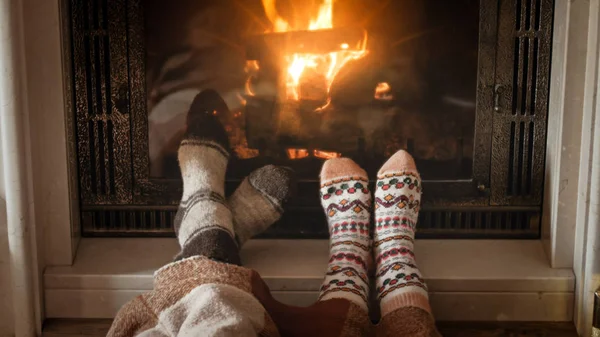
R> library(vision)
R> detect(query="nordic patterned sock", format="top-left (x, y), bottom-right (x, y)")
top-left (317, 158), bottom-right (371, 312)
top-left (229, 165), bottom-right (296, 246)
top-left (174, 90), bottom-right (240, 265)
top-left (374, 150), bottom-right (431, 316)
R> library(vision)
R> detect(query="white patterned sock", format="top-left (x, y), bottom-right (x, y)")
top-left (374, 150), bottom-right (431, 317)
top-left (317, 158), bottom-right (371, 312)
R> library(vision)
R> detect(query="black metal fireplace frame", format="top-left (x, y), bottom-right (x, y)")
top-left (66, 0), bottom-right (554, 238)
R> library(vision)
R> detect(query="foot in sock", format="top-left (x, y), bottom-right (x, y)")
top-left (317, 158), bottom-right (371, 312)
top-left (374, 150), bottom-right (430, 316)
top-left (173, 89), bottom-right (240, 264)
top-left (229, 165), bottom-right (296, 246)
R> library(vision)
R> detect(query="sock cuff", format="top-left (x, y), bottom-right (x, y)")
top-left (318, 291), bottom-right (369, 313)
top-left (380, 291), bottom-right (431, 317)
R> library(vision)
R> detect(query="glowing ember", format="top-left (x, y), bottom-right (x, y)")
top-left (286, 148), bottom-right (341, 160)
top-left (375, 82), bottom-right (393, 100)
top-left (313, 150), bottom-right (342, 159)
top-left (261, 0), bottom-right (368, 101)
top-left (286, 148), bottom-right (310, 159)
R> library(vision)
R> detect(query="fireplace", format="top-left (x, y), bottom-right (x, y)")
top-left (66, 0), bottom-right (553, 238)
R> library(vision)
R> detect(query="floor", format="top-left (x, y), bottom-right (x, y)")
top-left (42, 319), bottom-right (579, 336)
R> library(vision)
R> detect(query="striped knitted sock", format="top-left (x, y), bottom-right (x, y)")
top-left (229, 165), bottom-right (296, 246)
top-left (174, 90), bottom-right (240, 265)
top-left (317, 158), bottom-right (371, 312)
top-left (374, 150), bottom-right (430, 316)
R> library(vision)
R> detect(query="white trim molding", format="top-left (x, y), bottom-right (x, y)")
top-left (573, 1), bottom-right (600, 335)
top-left (23, 0), bottom-right (77, 267)
top-left (542, 0), bottom-right (590, 269)
top-left (44, 239), bottom-right (575, 322)
top-left (0, 0), bottom-right (41, 335)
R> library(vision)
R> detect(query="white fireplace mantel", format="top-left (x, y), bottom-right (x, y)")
top-left (1, 0), bottom-right (600, 335)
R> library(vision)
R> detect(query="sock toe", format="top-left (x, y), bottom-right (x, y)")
top-left (230, 166), bottom-right (296, 246)
top-left (184, 89), bottom-right (231, 150)
top-left (248, 165), bottom-right (296, 205)
top-left (320, 158), bottom-right (367, 183)
top-left (378, 150), bottom-right (417, 176)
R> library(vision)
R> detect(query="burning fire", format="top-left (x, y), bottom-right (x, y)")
top-left (260, 0), bottom-right (368, 101)
top-left (286, 148), bottom-right (342, 160)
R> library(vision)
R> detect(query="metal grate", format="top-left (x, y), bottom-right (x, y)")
top-left (71, 0), bottom-right (131, 204)
top-left (82, 208), bottom-right (539, 239)
top-left (491, 0), bottom-right (552, 206)
top-left (82, 209), bottom-right (176, 236)
top-left (86, 120), bottom-right (117, 195)
top-left (507, 121), bottom-right (535, 196)
top-left (417, 208), bottom-right (539, 238)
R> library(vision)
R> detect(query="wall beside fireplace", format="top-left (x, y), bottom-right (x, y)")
top-left (0, 133), bottom-right (13, 336)
top-left (66, 0), bottom-right (554, 239)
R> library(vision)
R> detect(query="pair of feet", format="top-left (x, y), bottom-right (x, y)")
top-left (175, 90), bottom-right (428, 319)
top-left (318, 151), bottom-right (429, 317)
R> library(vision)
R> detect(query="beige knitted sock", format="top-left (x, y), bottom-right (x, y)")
top-left (174, 90), bottom-right (240, 264)
top-left (229, 165), bottom-right (295, 246)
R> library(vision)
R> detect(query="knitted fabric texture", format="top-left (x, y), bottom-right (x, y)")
top-left (108, 256), bottom-right (375, 337)
top-left (173, 90), bottom-right (239, 264)
top-left (318, 158), bottom-right (371, 312)
top-left (230, 165), bottom-right (295, 246)
top-left (374, 150), bottom-right (431, 316)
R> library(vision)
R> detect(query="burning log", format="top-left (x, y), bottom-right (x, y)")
top-left (244, 26), bottom-right (368, 102)
top-left (245, 27), bottom-right (367, 61)
top-left (243, 24), bottom-right (371, 157)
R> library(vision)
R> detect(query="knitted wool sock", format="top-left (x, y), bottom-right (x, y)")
top-left (317, 158), bottom-right (371, 312)
top-left (229, 165), bottom-right (296, 246)
top-left (174, 90), bottom-right (240, 265)
top-left (374, 150), bottom-right (430, 316)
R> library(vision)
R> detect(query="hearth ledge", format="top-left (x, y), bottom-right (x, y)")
top-left (44, 238), bottom-right (574, 321)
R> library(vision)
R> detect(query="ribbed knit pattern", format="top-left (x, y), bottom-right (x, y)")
top-left (175, 140), bottom-right (232, 248)
top-left (173, 90), bottom-right (240, 264)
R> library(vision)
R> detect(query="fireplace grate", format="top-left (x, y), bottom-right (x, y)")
top-left (81, 207), bottom-right (539, 239)
top-left (71, 0), bottom-right (132, 205)
top-left (66, 0), bottom-right (554, 238)
top-left (490, 0), bottom-right (552, 206)
top-left (507, 0), bottom-right (543, 198)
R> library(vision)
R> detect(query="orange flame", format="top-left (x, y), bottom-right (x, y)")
top-left (261, 0), bottom-right (367, 101)
top-left (262, 0), bottom-right (291, 32)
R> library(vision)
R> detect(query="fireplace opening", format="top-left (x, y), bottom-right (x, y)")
top-left (145, 0), bottom-right (478, 181)
top-left (67, 0), bottom-right (554, 238)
